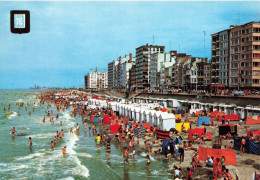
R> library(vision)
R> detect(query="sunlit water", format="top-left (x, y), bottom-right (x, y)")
top-left (0, 90), bottom-right (173, 179)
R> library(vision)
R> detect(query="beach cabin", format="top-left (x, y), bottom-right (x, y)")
top-left (166, 99), bottom-right (180, 108)
top-left (109, 102), bottom-right (118, 111)
top-left (153, 111), bottom-right (163, 127)
top-left (148, 111), bottom-right (154, 125)
top-left (143, 110), bottom-right (153, 123)
top-left (158, 113), bottom-right (175, 131)
top-left (189, 101), bottom-right (203, 114)
top-left (119, 104), bottom-right (124, 116)
top-left (245, 106), bottom-right (260, 119)
top-left (133, 107), bottom-right (141, 122)
top-left (139, 108), bottom-right (147, 123)
top-left (123, 104), bottom-right (128, 117)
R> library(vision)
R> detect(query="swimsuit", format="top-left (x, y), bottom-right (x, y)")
top-left (106, 143), bottom-right (111, 152)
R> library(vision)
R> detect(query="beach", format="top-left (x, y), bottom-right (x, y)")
top-left (1, 89), bottom-right (259, 180)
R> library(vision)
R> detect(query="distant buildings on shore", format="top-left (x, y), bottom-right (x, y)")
top-left (85, 21), bottom-right (260, 91)
top-left (29, 84), bottom-right (49, 89)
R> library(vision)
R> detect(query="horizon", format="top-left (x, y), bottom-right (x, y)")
top-left (0, 1), bottom-right (260, 89)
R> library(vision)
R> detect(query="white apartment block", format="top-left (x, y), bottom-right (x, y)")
top-left (85, 72), bottom-right (108, 89)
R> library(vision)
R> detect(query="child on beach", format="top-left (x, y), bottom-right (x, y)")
top-left (96, 134), bottom-right (101, 150)
top-left (132, 145), bottom-right (136, 161)
top-left (62, 146), bottom-right (67, 154)
top-left (123, 147), bottom-right (131, 167)
top-left (146, 155), bottom-right (151, 171)
top-left (10, 127), bottom-right (16, 136)
top-left (51, 141), bottom-right (54, 149)
top-left (187, 167), bottom-right (192, 180)
top-left (70, 127), bottom-right (74, 134)
top-left (29, 137), bottom-right (32, 148)
top-left (106, 140), bottom-right (111, 159)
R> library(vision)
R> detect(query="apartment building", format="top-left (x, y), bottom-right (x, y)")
top-left (129, 64), bottom-right (136, 90)
top-left (172, 53), bottom-right (189, 89)
top-left (121, 54), bottom-right (135, 89)
top-left (84, 72), bottom-right (108, 89)
top-left (108, 60), bottom-right (119, 89)
top-left (203, 63), bottom-right (211, 89)
top-left (149, 52), bottom-right (174, 89)
top-left (211, 33), bottom-right (220, 86)
top-left (229, 21), bottom-right (260, 89)
top-left (135, 44), bottom-right (165, 89)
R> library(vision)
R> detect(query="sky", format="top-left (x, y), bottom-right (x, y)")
top-left (0, 1), bottom-right (259, 89)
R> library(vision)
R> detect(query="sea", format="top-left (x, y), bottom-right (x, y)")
top-left (0, 89), bottom-right (173, 180)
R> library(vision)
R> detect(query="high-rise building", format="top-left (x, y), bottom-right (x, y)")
top-left (211, 33), bottom-right (220, 86)
top-left (120, 54), bottom-right (135, 89)
top-left (108, 60), bottom-right (119, 89)
top-left (229, 21), bottom-right (260, 89)
top-left (85, 72), bottom-right (108, 89)
top-left (129, 64), bottom-right (136, 91)
top-left (211, 21), bottom-right (260, 90)
top-left (135, 44), bottom-right (165, 89)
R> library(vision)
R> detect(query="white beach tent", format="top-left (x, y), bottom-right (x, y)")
top-left (159, 113), bottom-right (176, 131)
top-left (149, 111), bottom-right (154, 125)
top-left (143, 109), bottom-right (153, 123)
top-left (130, 106), bottom-right (136, 120)
top-left (108, 102), bottom-right (118, 111)
top-left (127, 105), bottom-right (135, 119)
top-left (133, 107), bottom-right (141, 122)
top-left (123, 104), bottom-right (128, 117)
top-left (119, 104), bottom-right (124, 116)
top-left (139, 108), bottom-right (147, 123)
top-left (153, 111), bottom-right (163, 127)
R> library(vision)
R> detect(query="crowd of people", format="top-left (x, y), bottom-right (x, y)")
top-left (5, 90), bottom-right (259, 179)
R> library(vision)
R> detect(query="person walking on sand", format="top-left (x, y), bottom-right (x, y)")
top-left (123, 147), bottom-right (131, 167)
top-left (240, 137), bottom-right (246, 156)
top-left (146, 155), bottom-right (151, 171)
top-left (187, 167), bottom-right (192, 180)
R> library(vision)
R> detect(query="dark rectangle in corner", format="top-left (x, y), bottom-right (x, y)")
top-left (10, 10), bottom-right (30, 34)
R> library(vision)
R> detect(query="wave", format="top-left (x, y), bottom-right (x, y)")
top-left (29, 133), bottom-right (56, 139)
top-left (140, 152), bottom-right (155, 161)
top-left (8, 112), bottom-right (17, 119)
top-left (66, 133), bottom-right (90, 178)
top-left (77, 153), bottom-right (92, 158)
top-left (16, 99), bottom-right (24, 103)
top-left (57, 177), bottom-right (75, 180)
top-left (0, 163), bottom-right (29, 172)
top-left (15, 152), bottom-right (46, 161)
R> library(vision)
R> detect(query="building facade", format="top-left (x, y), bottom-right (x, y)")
top-left (229, 21), bottom-right (260, 89)
top-left (108, 60), bottom-right (119, 89)
top-left (85, 72), bottom-right (108, 89)
top-left (135, 44), bottom-right (165, 89)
